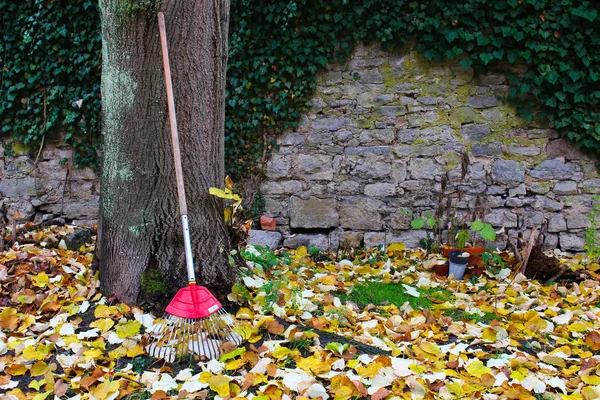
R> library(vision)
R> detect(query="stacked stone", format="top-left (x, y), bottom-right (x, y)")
top-left (0, 142), bottom-right (99, 226)
top-left (256, 45), bottom-right (599, 252)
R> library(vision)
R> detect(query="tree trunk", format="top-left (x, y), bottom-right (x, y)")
top-left (98, 0), bottom-right (233, 306)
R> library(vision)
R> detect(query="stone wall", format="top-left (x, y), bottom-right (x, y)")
top-left (260, 45), bottom-right (600, 252)
top-left (0, 141), bottom-right (99, 226)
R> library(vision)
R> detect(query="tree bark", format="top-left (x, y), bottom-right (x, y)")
top-left (98, 0), bottom-right (233, 305)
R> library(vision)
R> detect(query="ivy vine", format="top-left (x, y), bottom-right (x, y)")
top-left (0, 0), bottom-right (101, 167)
top-left (2, 0), bottom-right (599, 178)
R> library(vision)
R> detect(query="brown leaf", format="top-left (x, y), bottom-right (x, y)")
top-left (584, 331), bottom-right (600, 351)
top-left (54, 379), bottom-right (68, 397)
top-left (266, 363), bottom-right (278, 377)
top-left (150, 390), bottom-right (169, 400)
top-left (372, 387), bottom-right (390, 400)
top-left (267, 320), bottom-right (284, 335)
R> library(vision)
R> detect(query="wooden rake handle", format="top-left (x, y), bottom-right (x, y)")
top-left (158, 12), bottom-right (197, 283)
top-left (158, 12), bottom-right (188, 217)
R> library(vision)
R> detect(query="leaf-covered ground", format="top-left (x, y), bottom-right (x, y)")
top-left (1, 225), bottom-right (600, 399)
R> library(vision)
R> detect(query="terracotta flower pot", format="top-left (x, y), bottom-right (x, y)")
top-left (442, 246), bottom-right (484, 266)
top-left (433, 263), bottom-right (449, 277)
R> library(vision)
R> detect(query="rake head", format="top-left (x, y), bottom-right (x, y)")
top-left (145, 284), bottom-right (244, 361)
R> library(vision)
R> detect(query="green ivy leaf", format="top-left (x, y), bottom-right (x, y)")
top-left (480, 224), bottom-right (497, 242)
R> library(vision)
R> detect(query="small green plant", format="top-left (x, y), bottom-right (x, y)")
top-left (288, 335), bottom-right (315, 351)
top-left (443, 309), bottom-right (500, 324)
top-left (482, 251), bottom-right (505, 272)
top-left (470, 220), bottom-right (497, 243)
top-left (584, 195), bottom-right (600, 261)
top-left (412, 211), bottom-right (443, 252)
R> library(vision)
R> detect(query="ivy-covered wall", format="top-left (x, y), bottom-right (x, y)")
top-left (257, 45), bottom-right (600, 252)
top-left (1, 0), bottom-right (599, 177)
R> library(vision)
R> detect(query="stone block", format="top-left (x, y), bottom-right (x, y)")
top-left (471, 143), bottom-right (502, 156)
top-left (290, 197), bottom-right (338, 229)
top-left (529, 159), bottom-right (583, 181)
top-left (291, 154), bottom-right (334, 180)
top-left (467, 95), bottom-right (500, 108)
top-left (313, 116), bottom-right (346, 131)
top-left (307, 131), bottom-right (334, 145)
top-left (391, 161), bottom-right (407, 182)
top-left (266, 155), bottom-right (291, 179)
top-left (284, 233), bottom-right (330, 251)
top-left (345, 146), bottom-right (392, 156)
top-left (565, 214), bottom-right (590, 230)
top-left (375, 106), bottom-right (406, 116)
top-left (351, 159), bottom-right (391, 179)
top-left (341, 231), bottom-right (364, 248)
top-left (553, 181), bottom-right (578, 195)
top-left (507, 144), bottom-right (541, 156)
top-left (339, 197), bottom-right (383, 230)
top-left (261, 181), bottom-right (303, 196)
top-left (408, 158), bottom-right (443, 180)
top-left (264, 197), bottom-right (289, 217)
top-left (484, 209), bottom-right (518, 228)
top-left (545, 138), bottom-right (588, 160)
top-left (461, 124), bottom-right (491, 142)
top-left (559, 232), bottom-right (585, 252)
top-left (389, 211), bottom-right (412, 230)
top-left (388, 230), bottom-right (428, 249)
top-left (364, 232), bottom-right (386, 248)
top-left (374, 94), bottom-right (394, 104)
top-left (529, 182), bottom-right (551, 194)
top-left (581, 179), bottom-right (600, 194)
top-left (328, 180), bottom-right (361, 195)
top-left (0, 177), bottom-right (36, 198)
top-left (248, 230), bottom-right (283, 249)
top-left (542, 198), bottom-right (563, 212)
top-left (358, 129), bottom-right (394, 145)
top-left (491, 160), bottom-right (524, 184)
top-left (364, 183), bottom-right (396, 197)
top-left (508, 184), bottom-right (526, 197)
top-left (548, 214), bottom-right (567, 233)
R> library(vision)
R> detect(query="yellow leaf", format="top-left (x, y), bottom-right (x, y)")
top-left (235, 307), bottom-right (254, 320)
top-left (31, 272), bottom-right (49, 288)
top-left (90, 318), bottom-right (115, 333)
top-left (581, 375), bottom-right (600, 386)
top-left (32, 393), bottom-right (50, 400)
top-left (271, 346), bottom-right (294, 359)
top-left (115, 320), bottom-right (141, 338)
top-left (208, 375), bottom-right (231, 398)
top-left (582, 374), bottom-right (600, 385)
top-left (387, 242), bottom-right (405, 252)
top-left (420, 342), bottom-right (442, 357)
top-left (541, 355), bottom-right (566, 368)
top-left (445, 381), bottom-right (463, 396)
top-left (7, 363), bottom-right (28, 376)
top-left (22, 345), bottom-right (51, 361)
top-left (346, 359), bottom-right (360, 369)
top-left (83, 348), bottom-right (104, 361)
top-left (297, 357), bottom-right (331, 375)
top-left (356, 362), bottom-right (383, 378)
top-left (295, 246), bottom-right (308, 258)
top-left (481, 328), bottom-right (497, 342)
top-left (466, 360), bottom-right (491, 378)
top-left (91, 380), bottom-right (120, 400)
top-left (126, 344), bottom-right (145, 358)
top-left (108, 346), bottom-right (127, 360)
top-left (199, 371), bottom-right (213, 383)
top-left (225, 358), bottom-right (246, 371)
top-left (94, 305), bottom-right (118, 319)
top-left (29, 379), bottom-right (46, 391)
top-left (409, 363), bottom-right (426, 374)
top-left (224, 208), bottom-right (232, 223)
top-left (568, 322), bottom-right (588, 333)
top-left (30, 361), bottom-right (49, 377)
top-left (588, 263), bottom-right (600, 272)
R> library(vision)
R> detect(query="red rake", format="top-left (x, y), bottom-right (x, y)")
top-left (145, 12), bottom-right (244, 361)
